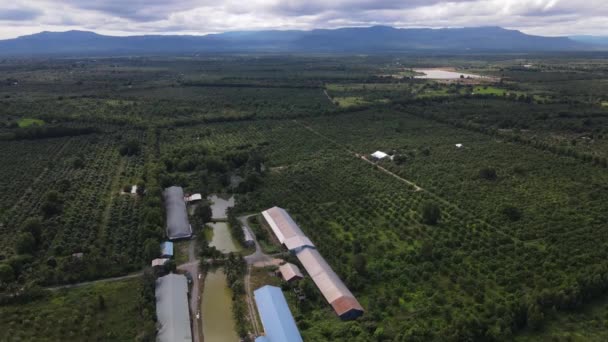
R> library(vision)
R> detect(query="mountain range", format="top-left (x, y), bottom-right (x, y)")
top-left (570, 35), bottom-right (608, 46)
top-left (0, 26), bottom-right (599, 56)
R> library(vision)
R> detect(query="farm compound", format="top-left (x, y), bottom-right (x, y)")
top-left (261, 206), bottom-right (364, 320)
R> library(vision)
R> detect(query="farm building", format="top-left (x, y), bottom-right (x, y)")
top-left (164, 186), bottom-right (192, 240)
top-left (371, 150), bottom-right (389, 160)
top-left (243, 227), bottom-right (255, 247)
top-left (254, 285), bottom-right (303, 342)
top-left (278, 263), bottom-right (304, 282)
top-left (185, 193), bottom-right (202, 202)
top-left (261, 206), bottom-right (307, 245)
top-left (284, 235), bottom-right (315, 253)
top-left (262, 206), bottom-right (364, 320)
top-left (296, 248), bottom-right (364, 320)
top-left (152, 258), bottom-right (170, 268)
top-left (155, 273), bottom-right (192, 342)
top-left (160, 241), bottom-right (174, 258)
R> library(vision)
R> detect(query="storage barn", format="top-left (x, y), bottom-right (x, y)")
top-left (185, 193), bottom-right (202, 202)
top-left (164, 186), bottom-right (192, 240)
top-left (296, 248), bottom-right (364, 320)
top-left (371, 151), bottom-right (389, 160)
top-left (152, 258), bottom-right (170, 268)
top-left (254, 285), bottom-right (303, 342)
top-left (261, 206), bottom-right (364, 320)
top-left (155, 274), bottom-right (192, 342)
top-left (279, 263), bottom-right (304, 282)
top-left (261, 207), bottom-right (315, 252)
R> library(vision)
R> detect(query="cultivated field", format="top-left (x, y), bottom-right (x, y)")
top-left (0, 54), bottom-right (607, 341)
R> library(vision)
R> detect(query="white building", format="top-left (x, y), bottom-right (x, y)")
top-left (279, 263), bottom-right (304, 282)
top-left (371, 151), bottom-right (389, 160)
top-left (155, 274), bottom-right (192, 342)
top-left (261, 206), bottom-right (364, 320)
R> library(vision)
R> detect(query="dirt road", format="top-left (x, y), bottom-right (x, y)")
top-left (177, 238), bottom-right (202, 342)
top-left (46, 272), bottom-right (143, 291)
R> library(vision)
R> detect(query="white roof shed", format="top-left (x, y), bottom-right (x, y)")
top-left (371, 151), bottom-right (389, 159)
top-left (262, 207), bottom-right (306, 244)
top-left (279, 263), bottom-right (304, 282)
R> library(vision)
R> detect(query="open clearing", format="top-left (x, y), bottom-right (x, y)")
top-left (17, 118), bottom-right (44, 127)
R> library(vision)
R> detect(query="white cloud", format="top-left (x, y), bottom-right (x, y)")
top-left (0, 0), bottom-right (606, 39)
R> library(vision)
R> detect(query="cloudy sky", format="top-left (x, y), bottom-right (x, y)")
top-left (0, 0), bottom-right (606, 39)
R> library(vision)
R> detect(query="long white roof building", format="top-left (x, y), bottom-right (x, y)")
top-left (262, 207), bottom-right (306, 244)
top-left (163, 186), bottom-right (192, 240)
top-left (155, 273), bottom-right (192, 342)
top-left (261, 206), bottom-right (364, 320)
top-left (296, 248), bottom-right (364, 319)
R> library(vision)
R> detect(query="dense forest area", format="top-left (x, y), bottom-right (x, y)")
top-left (0, 54), bottom-right (607, 340)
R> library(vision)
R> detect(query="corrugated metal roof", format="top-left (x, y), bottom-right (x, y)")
top-left (164, 186), bottom-right (192, 240)
top-left (185, 193), bottom-right (202, 202)
top-left (295, 248), bottom-right (364, 319)
top-left (161, 241), bottom-right (174, 257)
top-left (261, 207), bottom-right (305, 244)
top-left (331, 296), bottom-right (364, 318)
top-left (284, 235), bottom-right (315, 252)
top-left (243, 227), bottom-right (254, 242)
top-left (279, 263), bottom-right (303, 282)
top-left (152, 258), bottom-right (170, 267)
top-left (155, 274), bottom-right (192, 342)
top-left (261, 206), bottom-right (363, 319)
top-left (254, 285), bottom-right (303, 342)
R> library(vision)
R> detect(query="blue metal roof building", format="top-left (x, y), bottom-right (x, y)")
top-left (254, 285), bottom-right (303, 342)
top-left (160, 241), bottom-right (174, 258)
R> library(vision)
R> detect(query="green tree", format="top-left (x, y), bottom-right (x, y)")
top-left (353, 254), bottom-right (367, 275)
top-left (421, 202), bottom-right (441, 225)
top-left (143, 238), bottom-right (159, 262)
top-left (195, 203), bottom-right (212, 223)
top-left (15, 232), bottom-right (36, 255)
top-left (501, 205), bottom-right (522, 221)
top-left (165, 259), bottom-right (177, 273)
top-left (0, 263), bottom-right (15, 283)
top-left (21, 218), bottom-right (42, 244)
top-left (479, 167), bottom-right (498, 181)
top-left (527, 304), bottom-right (544, 330)
top-left (41, 190), bottom-right (63, 218)
top-left (119, 139), bottom-right (141, 156)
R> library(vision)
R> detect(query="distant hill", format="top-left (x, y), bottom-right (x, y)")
top-left (570, 35), bottom-right (608, 46)
top-left (0, 26), bottom-right (592, 56)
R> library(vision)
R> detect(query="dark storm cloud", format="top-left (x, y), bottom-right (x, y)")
top-left (61, 0), bottom-right (201, 21)
top-left (268, 0), bottom-right (477, 16)
top-left (1, 0), bottom-right (607, 39)
top-left (0, 8), bottom-right (42, 21)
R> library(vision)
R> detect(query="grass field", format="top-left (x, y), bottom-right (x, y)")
top-left (174, 240), bottom-right (190, 265)
top-left (17, 118), bottom-right (44, 127)
top-left (0, 278), bottom-right (148, 341)
top-left (333, 96), bottom-right (370, 107)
